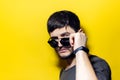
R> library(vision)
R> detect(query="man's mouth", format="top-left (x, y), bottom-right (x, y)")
top-left (58, 47), bottom-right (68, 53)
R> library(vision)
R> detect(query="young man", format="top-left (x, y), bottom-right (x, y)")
top-left (47, 10), bottom-right (111, 80)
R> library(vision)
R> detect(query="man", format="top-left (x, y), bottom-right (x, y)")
top-left (47, 10), bottom-right (111, 80)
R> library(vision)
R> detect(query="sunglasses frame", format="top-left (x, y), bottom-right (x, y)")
top-left (48, 37), bottom-right (70, 48)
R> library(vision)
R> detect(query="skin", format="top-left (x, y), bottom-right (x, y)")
top-left (49, 26), bottom-right (98, 80)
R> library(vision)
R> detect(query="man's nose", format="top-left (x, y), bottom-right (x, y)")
top-left (58, 41), bottom-right (62, 47)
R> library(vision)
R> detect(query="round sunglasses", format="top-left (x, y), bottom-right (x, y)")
top-left (48, 38), bottom-right (70, 48)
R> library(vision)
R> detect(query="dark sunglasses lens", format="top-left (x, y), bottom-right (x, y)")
top-left (60, 38), bottom-right (70, 46)
top-left (48, 40), bottom-right (58, 48)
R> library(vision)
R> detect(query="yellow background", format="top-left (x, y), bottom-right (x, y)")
top-left (0, 0), bottom-right (120, 80)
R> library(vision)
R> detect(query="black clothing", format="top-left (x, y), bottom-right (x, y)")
top-left (60, 55), bottom-right (111, 80)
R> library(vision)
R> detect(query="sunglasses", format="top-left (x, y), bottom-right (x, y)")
top-left (48, 38), bottom-right (70, 48)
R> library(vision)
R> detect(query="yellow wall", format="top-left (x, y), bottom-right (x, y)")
top-left (0, 0), bottom-right (120, 80)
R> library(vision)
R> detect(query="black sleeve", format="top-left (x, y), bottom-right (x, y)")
top-left (90, 55), bottom-right (111, 80)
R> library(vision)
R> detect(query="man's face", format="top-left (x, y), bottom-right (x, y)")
top-left (49, 26), bottom-right (75, 59)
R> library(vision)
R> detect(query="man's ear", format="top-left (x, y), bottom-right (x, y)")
top-left (78, 28), bottom-right (83, 32)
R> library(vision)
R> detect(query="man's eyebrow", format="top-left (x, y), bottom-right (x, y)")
top-left (61, 32), bottom-right (70, 36)
top-left (51, 37), bottom-right (58, 39)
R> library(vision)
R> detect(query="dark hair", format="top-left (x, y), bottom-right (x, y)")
top-left (47, 10), bottom-right (80, 33)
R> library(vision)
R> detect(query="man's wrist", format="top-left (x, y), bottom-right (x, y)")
top-left (73, 46), bottom-right (89, 55)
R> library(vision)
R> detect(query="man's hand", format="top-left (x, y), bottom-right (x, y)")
top-left (69, 29), bottom-right (87, 50)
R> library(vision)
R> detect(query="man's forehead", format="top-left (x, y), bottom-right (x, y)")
top-left (50, 26), bottom-right (75, 37)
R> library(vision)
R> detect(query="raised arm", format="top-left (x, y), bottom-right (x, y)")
top-left (70, 29), bottom-right (98, 80)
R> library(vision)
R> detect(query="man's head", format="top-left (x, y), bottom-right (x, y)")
top-left (47, 10), bottom-right (81, 59)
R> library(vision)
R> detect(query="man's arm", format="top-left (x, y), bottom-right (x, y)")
top-left (75, 51), bottom-right (98, 80)
top-left (70, 29), bottom-right (98, 80)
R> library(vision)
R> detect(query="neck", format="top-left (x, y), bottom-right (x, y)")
top-left (65, 57), bottom-right (76, 70)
